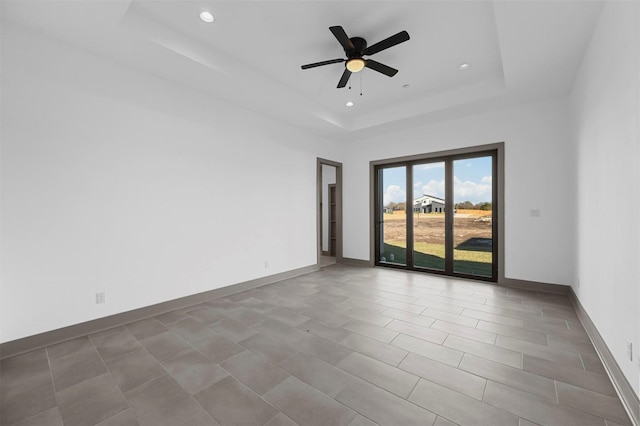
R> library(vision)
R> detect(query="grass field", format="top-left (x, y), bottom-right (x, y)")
top-left (380, 209), bottom-right (493, 276)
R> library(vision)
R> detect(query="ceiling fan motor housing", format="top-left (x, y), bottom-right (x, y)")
top-left (347, 37), bottom-right (367, 58)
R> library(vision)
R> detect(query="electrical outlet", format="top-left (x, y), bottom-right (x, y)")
top-left (530, 209), bottom-right (541, 218)
top-left (96, 292), bottom-right (106, 304)
top-left (626, 340), bottom-right (633, 361)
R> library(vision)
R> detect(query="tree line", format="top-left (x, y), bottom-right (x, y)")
top-left (385, 202), bottom-right (406, 211)
top-left (454, 201), bottom-right (492, 210)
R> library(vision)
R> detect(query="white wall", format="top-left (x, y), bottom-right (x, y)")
top-left (342, 97), bottom-right (576, 286)
top-left (0, 24), bottom-right (341, 343)
top-left (321, 165), bottom-right (337, 253)
top-left (570, 0), bottom-right (640, 397)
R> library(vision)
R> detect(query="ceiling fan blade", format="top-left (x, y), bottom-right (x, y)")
top-left (301, 59), bottom-right (345, 70)
top-left (365, 59), bottom-right (398, 77)
top-left (337, 68), bottom-right (352, 88)
top-left (329, 26), bottom-right (354, 51)
top-left (364, 31), bottom-right (410, 56)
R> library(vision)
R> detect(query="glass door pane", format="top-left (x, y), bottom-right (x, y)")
top-left (378, 167), bottom-right (406, 266)
top-left (453, 156), bottom-right (493, 277)
top-left (412, 162), bottom-right (446, 271)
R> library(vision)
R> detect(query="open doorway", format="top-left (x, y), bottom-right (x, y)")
top-left (317, 158), bottom-right (342, 267)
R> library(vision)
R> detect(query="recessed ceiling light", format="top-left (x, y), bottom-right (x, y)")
top-left (458, 63), bottom-right (471, 71)
top-left (346, 101), bottom-right (354, 107)
top-left (199, 11), bottom-right (214, 23)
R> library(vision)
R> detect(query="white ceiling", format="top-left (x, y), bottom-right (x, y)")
top-left (1, 1), bottom-right (603, 139)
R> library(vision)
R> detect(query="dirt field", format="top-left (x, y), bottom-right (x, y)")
top-left (383, 209), bottom-right (492, 247)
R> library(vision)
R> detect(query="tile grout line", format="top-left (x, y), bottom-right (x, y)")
top-left (479, 373), bottom-right (489, 401)
top-left (45, 347), bottom-right (62, 424)
top-left (395, 349), bottom-right (411, 367)
top-left (91, 335), bottom-right (136, 426)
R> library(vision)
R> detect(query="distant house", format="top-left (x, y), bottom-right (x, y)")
top-left (413, 194), bottom-right (445, 213)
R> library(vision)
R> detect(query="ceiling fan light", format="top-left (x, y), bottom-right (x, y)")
top-left (346, 58), bottom-right (366, 73)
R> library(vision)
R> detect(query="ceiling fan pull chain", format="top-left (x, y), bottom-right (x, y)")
top-left (360, 72), bottom-right (363, 96)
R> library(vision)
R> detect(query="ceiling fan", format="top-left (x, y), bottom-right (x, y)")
top-left (301, 26), bottom-right (410, 88)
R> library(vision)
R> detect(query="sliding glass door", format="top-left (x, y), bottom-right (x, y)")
top-left (375, 150), bottom-right (497, 281)
top-left (377, 166), bottom-right (406, 266)
top-left (412, 162), bottom-right (446, 271)
top-left (453, 157), bottom-right (494, 277)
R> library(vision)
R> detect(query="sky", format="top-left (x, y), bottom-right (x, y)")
top-left (382, 156), bottom-right (492, 206)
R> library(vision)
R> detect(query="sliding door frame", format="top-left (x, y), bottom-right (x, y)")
top-left (370, 142), bottom-right (504, 282)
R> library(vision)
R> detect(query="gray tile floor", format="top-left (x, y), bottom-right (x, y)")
top-left (320, 256), bottom-right (337, 268)
top-left (1, 265), bottom-right (632, 426)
